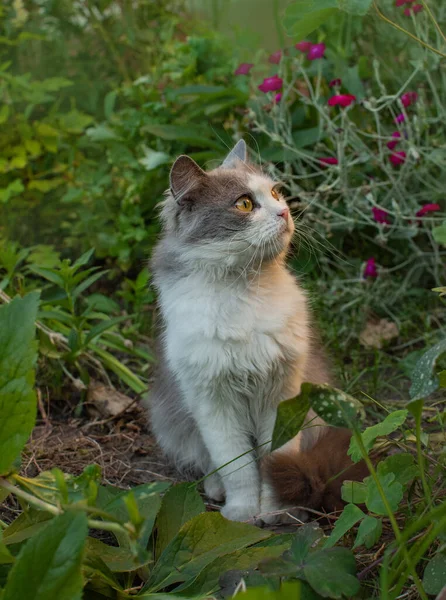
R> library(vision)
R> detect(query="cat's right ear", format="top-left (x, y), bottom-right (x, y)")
top-left (170, 155), bottom-right (206, 200)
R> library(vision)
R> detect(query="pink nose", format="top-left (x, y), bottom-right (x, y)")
top-left (278, 207), bottom-right (289, 220)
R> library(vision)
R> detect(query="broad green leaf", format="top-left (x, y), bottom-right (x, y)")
top-left (3, 511), bottom-right (87, 600)
top-left (215, 581), bottom-right (305, 600)
top-left (432, 222), bottom-right (446, 246)
top-left (292, 127), bottom-right (321, 148)
top-left (341, 480), bottom-right (367, 504)
top-left (365, 473), bottom-right (403, 515)
top-left (28, 265), bottom-right (65, 287)
top-left (0, 179), bottom-right (24, 204)
top-left (348, 410), bottom-right (408, 463)
top-left (0, 292), bottom-right (39, 475)
top-left (284, 1), bottom-right (338, 39)
top-left (85, 538), bottom-right (151, 573)
top-left (353, 516), bottom-right (382, 549)
top-left (377, 453), bottom-right (418, 486)
top-left (139, 148), bottom-right (170, 171)
top-left (304, 548), bottom-right (360, 599)
top-left (0, 535), bottom-right (13, 566)
top-left (84, 315), bottom-right (130, 345)
top-left (86, 124), bottom-right (122, 142)
top-left (337, 0), bottom-right (372, 15)
top-left (141, 124), bottom-right (222, 150)
top-left (272, 394), bottom-right (309, 450)
top-left (289, 523), bottom-right (325, 563)
top-left (28, 178), bottom-right (65, 192)
top-left (145, 512), bottom-right (271, 592)
top-left (176, 545), bottom-right (288, 595)
top-left (410, 339), bottom-right (446, 400)
top-left (439, 370), bottom-right (446, 387)
top-left (324, 504), bottom-right (365, 548)
top-left (154, 483), bottom-right (205, 560)
top-left (422, 552), bottom-right (446, 595)
top-left (2, 510), bottom-right (53, 545)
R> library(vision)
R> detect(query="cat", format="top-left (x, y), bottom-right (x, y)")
top-left (263, 428), bottom-right (370, 516)
top-left (148, 140), bottom-right (335, 522)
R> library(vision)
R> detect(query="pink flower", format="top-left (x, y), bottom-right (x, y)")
top-left (389, 151), bottom-right (406, 166)
top-left (258, 75), bottom-right (283, 93)
top-left (416, 203), bottom-right (441, 217)
top-left (296, 41), bottom-right (312, 52)
top-left (387, 131), bottom-right (401, 150)
top-left (329, 78), bottom-right (342, 87)
top-left (274, 93), bottom-right (282, 103)
top-left (269, 51), bottom-right (282, 64)
top-left (401, 91), bottom-right (418, 107)
top-left (395, 0), bottom-right (406, 5)
top-left (404, 4), bottom-right (423, 14)
top-left (395, 113), bottom-right (405, 124)
top-left (319, 157), bottom-right (338, 166)
top-left (372, 207), bottom-right (391, 224)
top-left (328, 94), bottom-right (356, 108)
top-left (307, 43), bottom-right (326, 60)
top-left (235, 63), bottom-right (254, 75)
top-left (364, 257), bottom-right (378, 279)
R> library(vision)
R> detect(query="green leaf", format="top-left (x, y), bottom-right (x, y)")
top-left (432, 221), bottom-right (446, 246)
top-left (377, 453), bottom-right (418, 486)
top-left (0, 179), bottom-right (25, 204)
top-left (272, 394), bottom-right (309, 450)
top-left (71, 269), bottom-right (108, 299)
top-left (283, 1), bottom-right (338, 39)
top-left (304, 548), bottom-right (360, 599)
top-left (422, 552), bottom-right (446, 595)
top-left (289, 523), bottom-right (325, 563)
top-left (0, 535), bottom-right (13, 565)
top-left (141, 124), bottom-right (223, 150)
top-left (223, 582), bottom-right (306, 600)
top-left (145, 512), bottom-right (271, 592)
top-left (85, 537), bottom-right (152, 573)
top-left (341, 480), bottom-right (367, 504)
top-left (353, 516), bottom-right (382, 549)
top-left (84, 315), bottom-right (130, 345)
top-left (104, 90), bottom-right (117, 119)
top-left (439, 370), bottom-right (446, 387)
top-left (3, 511), bottom-right (87, 600)
top-left (0, 292), bottom-right (39, 475)
top-left (154, 483), bottom-right (205, 560)
top-left (139, 148), bottom-right (170, 171)
top-left (365, 473), bottom-right (403, 515)
top-left (28, 265), bottom-right (65, 287)
top-left (177, 545), bottom-right (288, 595)
top-left (337, 0), bottom-right (372, 15)
top-left (2, 510), bottom-right (53, 546)
top-left (324, 504), bottom-right (365, 548)
top-left (348, 410), bottom-right (408, 463)
top-left (86, 124), bottom-right (122, 143)
top-left (292, 127), bottom-right (321, 148)
top-left (410, 339), bottom-right (446, 400)
top-left (0, 105), bottom-right (10, 125)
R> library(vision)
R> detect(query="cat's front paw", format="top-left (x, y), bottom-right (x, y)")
top-left (221, 501), bottom-right (259, 522)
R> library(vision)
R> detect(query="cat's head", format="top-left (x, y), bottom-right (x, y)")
top-left (160, 140), bottom-right (294, 270)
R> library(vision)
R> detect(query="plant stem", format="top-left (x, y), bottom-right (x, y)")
top-left (373, 1), bottom-right (446, 58)
top-left (419, 0), bottom-right (446, 45)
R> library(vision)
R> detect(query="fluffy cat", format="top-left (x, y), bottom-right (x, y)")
top-left (263, 428), bottom-right (369, 516)
top-left (149, 140), bottom-right (332, 522)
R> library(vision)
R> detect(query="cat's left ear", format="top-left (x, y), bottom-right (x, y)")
top-left (221, 139), bottom-right (247, 169)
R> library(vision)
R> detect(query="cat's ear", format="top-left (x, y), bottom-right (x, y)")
top-left (221, 139), bottom-right (247, 169)
top-left (170, 155), bottom-right (206, 198)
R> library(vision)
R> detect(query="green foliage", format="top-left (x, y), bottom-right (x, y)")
top-left (422, 552), bottom-right (446, 596)
top-left (0, 292), bottom-right (38, 475)
top-left (348, 409), bottom-right (408, 463)
top-left (410, 339), bottom-right (446, 400)
top-left (272, 383), bottom-right (364, 450)
top-left (3, 511), bottom-right (88, 600)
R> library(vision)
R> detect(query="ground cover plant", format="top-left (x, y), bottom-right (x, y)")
top-left (0, 0), bottom-right (445, 599)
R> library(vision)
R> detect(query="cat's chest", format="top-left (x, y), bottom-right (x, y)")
top-left (160, 271), bottom-right (308, 379)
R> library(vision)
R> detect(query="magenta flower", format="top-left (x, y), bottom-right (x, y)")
top-left (387, 131), bottom-right (402, 150)
top-left (235, 63), bottom-right (254, 75)
top-left (401, 91), bottom-right (418, 107)
top-left (274, 92), bottom-right (282, 103)
top-left (258, 75), bottom-right (283, 93)
top-left (328, 94), bottom-right (356, 108)
top-left (296, 41), bottom-right (312, 52)
top-left (319, 157), bottom-right (338, 166)
top-left (389, 151), bottom-right (406, 166)
top-left (395, 0), bottom-right (406, 5)
top-left (364, 258), bottom-right (378, 279)
top-left (269, 51), bottom-right (282, 64)
top-left (307, 43), bottom-right (326, 60)
top-left (404, 3), bottom-right (423, 14)
top-left (416, 203), bottom-right (441, 217)
top-left (395, 113), bottom-right (405, 124)
top-left (372, 207), bottom-right (391, 224)
top-left (329, 78), bottom-right (342, 87)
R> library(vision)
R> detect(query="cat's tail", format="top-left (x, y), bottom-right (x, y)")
top-left (263, 428), bottom-right (370, 514)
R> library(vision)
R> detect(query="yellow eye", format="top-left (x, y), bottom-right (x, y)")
top-left (235, 196), bottom-right (253, 212)
top-left (271, 187), bottom-right (280, 200)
